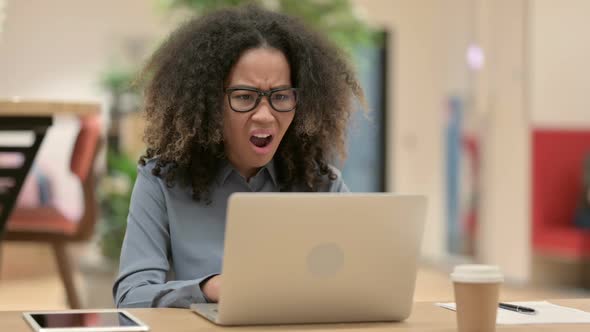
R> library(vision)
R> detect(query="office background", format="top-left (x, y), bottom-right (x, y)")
top-left (1, 0), bottom-right (590, 308)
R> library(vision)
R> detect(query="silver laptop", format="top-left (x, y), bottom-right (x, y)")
top-left (191, 193), bottom-right (427, 326)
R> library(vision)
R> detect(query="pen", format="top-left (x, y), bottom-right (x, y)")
top-left (499, 302), bottom-right (537, 315)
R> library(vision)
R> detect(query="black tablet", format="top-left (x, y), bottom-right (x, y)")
top-left (22, 309), bottom-right (149, 332)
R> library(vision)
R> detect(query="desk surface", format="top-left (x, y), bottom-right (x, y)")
top-left (2, 299), bottom-right (590, 332)
top-left (0, 99), bottom-right (101, 116)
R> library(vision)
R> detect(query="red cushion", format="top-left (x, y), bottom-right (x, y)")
top-left (534, 226), bottom-right (590, 259)
top-left (6, 207), bottom-right (77, 235)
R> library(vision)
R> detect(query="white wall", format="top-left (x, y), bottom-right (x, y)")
top-left (354, 0), bottom-right (448, 262)
top-left (529, 0), bottom-right (590, 127)
top-left (0, 0), bottom-right (174, 99)
top-left (475, 0), bottom-right (530, 282)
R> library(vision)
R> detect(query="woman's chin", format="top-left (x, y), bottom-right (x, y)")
top-left (246, 150), bottom-right (276, 168)
top-left (250, 154), bottom-right (274, 168)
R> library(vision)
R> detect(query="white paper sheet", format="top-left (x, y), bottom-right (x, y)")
top-left (435, 301), bottom-right (590, 325)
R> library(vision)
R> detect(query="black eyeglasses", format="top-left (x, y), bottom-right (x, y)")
top-left (225, 86), bottom-right (298, 113)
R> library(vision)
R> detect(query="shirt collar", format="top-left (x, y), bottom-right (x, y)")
top-left (265, 159), bottom-right (279, 187)
top-left (218, 159), bottom-right (234, 185)
top-left (218, 158), bottom-right (279, 187)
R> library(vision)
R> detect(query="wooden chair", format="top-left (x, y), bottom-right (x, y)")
top-left (3, 114), bottom-right (102, 309)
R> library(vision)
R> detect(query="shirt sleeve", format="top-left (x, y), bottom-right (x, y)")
top-left (112, 165), bottom-right (213, 308)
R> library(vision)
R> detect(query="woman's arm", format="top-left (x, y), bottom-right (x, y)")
top-left (112, 165), bottom-right (213, 308)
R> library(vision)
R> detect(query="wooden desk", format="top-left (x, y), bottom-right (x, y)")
top-left (0, 100), bottom-right (100, 237)
top-left (1, 300), bottom-right (590, 332)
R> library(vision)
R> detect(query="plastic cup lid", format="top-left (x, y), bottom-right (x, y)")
top-left (451, 264), bottom-right (504, 283)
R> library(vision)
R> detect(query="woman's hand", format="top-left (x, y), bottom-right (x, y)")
top-left (201, 275), bottom-right (222, 302)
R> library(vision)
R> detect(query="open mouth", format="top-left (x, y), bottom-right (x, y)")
top-left (250, 134), bottom-right (273, 148)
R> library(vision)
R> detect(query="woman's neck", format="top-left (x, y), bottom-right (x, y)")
top-left (230, 162), bottom-right (259, 182)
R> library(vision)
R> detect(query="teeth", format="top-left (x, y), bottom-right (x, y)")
top-left (253, 134), bottom-right (270, 138)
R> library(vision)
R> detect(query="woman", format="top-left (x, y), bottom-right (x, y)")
top-left (113, 5), bottom-right (365, 308)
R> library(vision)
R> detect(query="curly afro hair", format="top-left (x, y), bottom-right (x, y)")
top-left (138, 4), bottom-right (365, 201)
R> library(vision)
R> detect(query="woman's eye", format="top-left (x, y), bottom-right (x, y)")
top-left (233, 94), bottom-right (253, 101)
top-left (273, 94), bottom-right (290, 101)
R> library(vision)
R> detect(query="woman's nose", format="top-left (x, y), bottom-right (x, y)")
top-left (251, 98), bottom-right (274, 122)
